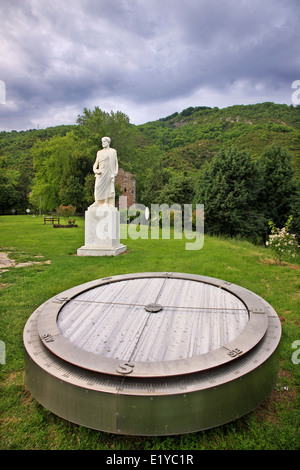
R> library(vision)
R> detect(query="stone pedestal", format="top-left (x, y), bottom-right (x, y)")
top-left (77, 205), bottom-right (126, 256)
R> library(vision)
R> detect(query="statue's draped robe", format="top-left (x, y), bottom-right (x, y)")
top-left (93, 148), bottom-right (118, 202)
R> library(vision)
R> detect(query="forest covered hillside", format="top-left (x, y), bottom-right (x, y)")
top-left (0, 102), bottom-right (299, 241)
top-left (138, 102), bottom-right (300, 174)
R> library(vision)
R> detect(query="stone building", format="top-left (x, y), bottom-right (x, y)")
top-left (115, 168), bottom-right (136, 207)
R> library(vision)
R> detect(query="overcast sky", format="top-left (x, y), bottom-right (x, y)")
top-left (0, 0), bottom-right (299, 131)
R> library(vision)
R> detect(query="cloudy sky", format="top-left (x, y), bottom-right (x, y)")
top-left (0, 0), bottom-right (299, 131)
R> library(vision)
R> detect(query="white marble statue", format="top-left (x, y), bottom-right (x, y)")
top-left (77, 136), bottom-right (126, 256)
top-left (93, 136), bottom-right (118, 207)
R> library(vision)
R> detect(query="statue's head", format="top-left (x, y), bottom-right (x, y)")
top-left (102, 136), bottom-right (111, 146)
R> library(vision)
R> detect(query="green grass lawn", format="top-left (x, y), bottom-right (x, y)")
top-left (0, 215), bottom-right (299, 450)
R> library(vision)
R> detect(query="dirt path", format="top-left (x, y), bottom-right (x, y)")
top-left (0, 252), bottom-right (51, 271)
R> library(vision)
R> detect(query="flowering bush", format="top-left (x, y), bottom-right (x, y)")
top-left (266, 216), bottom-right (300, 264)
top-left (55, 204), bottom-right (76, 224)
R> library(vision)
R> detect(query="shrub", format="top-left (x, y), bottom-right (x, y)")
top-left (55, 204), bottom-right (76, 223)
top-left (266, 215), bottom-right (300, 264)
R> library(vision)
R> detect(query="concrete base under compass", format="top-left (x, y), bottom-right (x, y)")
top-left (77, 205), bottom-right (126, 257)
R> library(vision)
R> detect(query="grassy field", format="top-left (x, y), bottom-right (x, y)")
top-left (0, 215), bottom-right (299, 450)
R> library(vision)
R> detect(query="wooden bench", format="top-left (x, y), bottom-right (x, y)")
top-left (44, 217), bottom-right (60, 225)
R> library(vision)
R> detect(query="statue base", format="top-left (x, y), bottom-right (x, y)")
top-left (77, 205), bottom-right (127, 257)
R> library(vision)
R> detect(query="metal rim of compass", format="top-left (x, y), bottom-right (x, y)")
top-left (34, 272), bottom-right (269, 378)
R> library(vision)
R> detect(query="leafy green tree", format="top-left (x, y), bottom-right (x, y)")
top-left (0, 167), bottom-right (22, 214)
top-left (30, 132), bottom-right (80, 212)
top-left (140, 159), bottom-right (170, 207)
top-left (290, 180), bottom-right (300, 241)
top-left (75, 107), bottom-right (136, 169)
top-left (59, 175), bottom-right (84, 210)
top-left (75, 106), bottom-right (155, 200)
top-left (195, 147), bottom-right (266, 238)
top-left (83, 173), bottom-right (96, 207)
top-left (29, 109), bottom-right (151, 212)
top-left (156, 171), bottom-right (197, 206)
top-left (58, 148), bottom-right (94, 212)
top-left (259, 144), bottom-right (297, 228)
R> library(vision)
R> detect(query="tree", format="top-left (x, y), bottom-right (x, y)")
top-left (83, 173), bottom-right (96, 207)
top-left (156, 171), bottom-right (197, 206)
top-left (75, 107), bottom-right (154, 200)
top-left (59, 175), bottom-right (84, 210)
top-left (259, 144), bottom-right (297, 228)
top-left (29, 132), bottom-right (81, 212)
top-left (0, 168), bottom-right (22, 214)
top-left (29, 109), bottom-right (149, 212)
top-left (140, 159), bottom-right (170, 207)
top-left (290, 180), bottom-right (300, 241)
top-left (195, 147), bottom-right (265, 238)
top-left (75, 107), bottom-right (135, 169)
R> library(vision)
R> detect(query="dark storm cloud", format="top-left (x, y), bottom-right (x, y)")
top-left (0, 0), bottom-right (299, 130)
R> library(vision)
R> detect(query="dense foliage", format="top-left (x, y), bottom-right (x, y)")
top-left (0, 125), bottom-right (74, 214)
top-left (1, 102), bottom-right (299, 241)
top-left (195, 147), bottom-right (266, 239)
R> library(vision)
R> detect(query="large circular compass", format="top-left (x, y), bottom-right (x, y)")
top-left (23, 272), bottom-right (281, 436)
